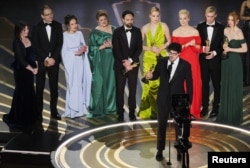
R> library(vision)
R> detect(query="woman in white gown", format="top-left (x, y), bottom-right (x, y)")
top-left (61, 14), bottom-right (92, 118)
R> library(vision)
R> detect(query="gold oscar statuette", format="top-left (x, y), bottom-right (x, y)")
top-left (122, 62), bottom-right (139, 75)
top-left (205, 39), bottom-right (210, 47)
top-left (222, 36), bottom-right (229, 59)
top-left (141, 64), bottom-right (155, 84)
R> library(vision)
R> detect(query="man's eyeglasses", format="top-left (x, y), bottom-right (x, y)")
top-left (43, 12), bottom-right (53, 17)
top-left (168, 52), bottom-right (178, 56)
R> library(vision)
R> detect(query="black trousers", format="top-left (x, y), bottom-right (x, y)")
top-left (115, 67), bottom-right (139, 115)
top-left (199, 58), bottom-right (221, 111)
top-left (156, 104), bottom-right (170, 151)
top-left (36, 61), bottom-right (59, 118)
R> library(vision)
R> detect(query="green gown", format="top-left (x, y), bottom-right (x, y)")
top-left (88, 26), bottom-right (116, 117)
top-left (139, 23), bottom-right (167, 119)
top-left (217, 38), bottom-right (245, 126)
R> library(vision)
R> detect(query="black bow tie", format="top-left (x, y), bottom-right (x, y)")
top-left (125, 29), bottom-right (132, 32)
top-left (44, 23), bottom-right (52, 27)
top-left (206, 24), bottom-right (215, 28)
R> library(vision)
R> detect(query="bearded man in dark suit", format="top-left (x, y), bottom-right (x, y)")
top-left (112, 10), bottom-right (142, 122)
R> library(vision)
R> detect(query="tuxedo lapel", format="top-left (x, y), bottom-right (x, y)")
top-left (210, 25), bottom-right (219, 45)
top-left (170, 60), bottom-right (181, 83)
top-left (130, 29), bottom-right (135, 48)
top-left (121, 28), bottom-right (130, 49)
top-left (42, 24), bottom-right (50, 42)
top-left (49, 24), bottom-right (54, 43)
top-left (49, 22), bottom-right (57, 43)
top-left (165, 58), bottom-right (170, 81)
top-left (203, 24), bottom-right (208, 41)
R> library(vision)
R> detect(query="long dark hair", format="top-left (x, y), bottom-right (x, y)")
top-left (64, 14), bottom-right (78, 31)
top-left (14, 21), bottom-right (28, 39)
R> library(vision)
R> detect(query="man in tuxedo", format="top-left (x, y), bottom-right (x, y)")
top-left (112, 10), bottom-right (142, 122)
top-left (32, 5), bottom-right (63, 121)
top-left (146, 42), bottom-right (193, 161)
top-left (197, 6), bottom-right (224, 118)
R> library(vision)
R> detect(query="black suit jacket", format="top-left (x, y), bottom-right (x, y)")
top-left (151, 57), bottom-right (193, 108)
top-left (32, 20), bottom-right (63, 63)
top-left (112, 26), bottom-right (142, 71)
top-left (197, 21), bottom-right (224, 61)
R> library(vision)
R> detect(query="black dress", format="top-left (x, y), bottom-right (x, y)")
top-left (3, 38), bottom-right (37, 128)
top-left (241, 6), bottom-right (250, 85)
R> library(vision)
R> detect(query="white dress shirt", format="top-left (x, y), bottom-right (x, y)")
top-left (206, 21), bottom-right (217, 56)
top-left (45, 23), bottom-right (51, 42)
top-left (206, 22), bottom-right (215, 42)
top-left (168, 57), bottom-right (179, 82)
top-left (125, 26), bottom-right (132, 48)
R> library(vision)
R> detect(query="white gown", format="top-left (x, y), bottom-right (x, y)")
top-left (61, 31), bottom-right (92, 118)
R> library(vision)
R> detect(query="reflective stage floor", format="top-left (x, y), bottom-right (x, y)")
top-left (1, 113), bottom-right (250, 168)
top-left (53, 120), bottom-right (250, 168)
top-left (0, 0), bottom-right (250, 167)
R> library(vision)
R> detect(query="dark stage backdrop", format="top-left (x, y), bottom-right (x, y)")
top-left (0, 0), bottom-right (244, 32)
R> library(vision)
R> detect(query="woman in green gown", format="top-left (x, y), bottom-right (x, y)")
top-left (88, 10), bottom-right (116, 117)
top-left (217, 11), bottom-right (247, 125)
top-left (139, 6), bottom-right (171, 119)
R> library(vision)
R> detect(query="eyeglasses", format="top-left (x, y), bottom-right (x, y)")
top-left (43, 12), bottom-right (53, 17)
top-left (168, 52), bottom-right (178, 56)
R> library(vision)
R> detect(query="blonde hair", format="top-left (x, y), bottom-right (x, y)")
top-left (179, 9), bottom-right (190, 18)
top-left (150, 6), bottom-right (160, 15)
top-left (96, 9), bottom-right (109, 23)
top-left (205, 6), bottom-right (217, 14)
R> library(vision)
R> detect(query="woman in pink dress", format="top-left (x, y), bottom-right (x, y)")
top-left (172, 9), bottom-right (202, 119)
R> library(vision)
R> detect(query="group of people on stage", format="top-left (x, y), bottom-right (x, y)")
top-left (143, 5), bottom-right (248, 161)
top-left (2, 3), bottom-right (249, 135)
top-left (140, 5), bottom-right (248, 126)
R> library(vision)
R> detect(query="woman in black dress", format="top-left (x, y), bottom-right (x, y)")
top-left (3, 21), bottom-right (38, 129)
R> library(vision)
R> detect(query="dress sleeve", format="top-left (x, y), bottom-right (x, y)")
top-left (61, 33), bottom-right (74, 73)
top-left (194, 36), bottom-right (201, 45)
top-left (88, 30), bottom-right (101, 72)
top-left (171, 36), bottom-right (178, 43)
top-left (13, 39), bottom-right (29, 68)
top-left (240, 39), bottom-right (246, 44)
top-left (151, 58), bottom-right (164, 80)
top-left (79, 31), bottom-right (86, 47)
top-left (194, 36), bottom-right (201, 53)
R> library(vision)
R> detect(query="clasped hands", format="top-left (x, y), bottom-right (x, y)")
top-left (201, 40), bottom-right (215, 60)
top-left (122, 59), bottom-right (133, 71)
top-left (99, 39), bottom-right (112, 50)
top-left (151, 45), bottom-right (160, 56)
top-left (203, 46), bottom-right (215, 60)
top-left (27, 63), bottom-right (38, 75)
top-left (32, 68), bottom-right (38, 75)
top-left (75, 45), bottom-right (88, 56)
top-left (183, 39), bottom-right (196, 48)
top-left (44, 57), bottom-right (55, 67)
